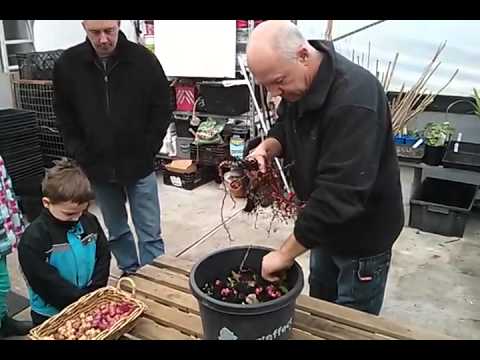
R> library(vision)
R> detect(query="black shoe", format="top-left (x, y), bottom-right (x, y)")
top-left (0, 315), bottom-right (33, 338)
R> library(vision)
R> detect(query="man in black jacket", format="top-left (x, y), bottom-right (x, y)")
top-left (53, 20), bottom-right (172, 275)
top-left (247, 21), bottom-right (404, 315)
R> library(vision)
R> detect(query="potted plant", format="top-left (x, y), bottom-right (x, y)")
top-left (422, 122), bottom-right (455, 166)
top-left (189, 246), bottom-right (304, 340)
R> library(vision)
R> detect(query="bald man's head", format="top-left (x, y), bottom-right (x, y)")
top-left (246, 20), bottom-right (322, 102)
top-left (248, 20), bottom-right (306, 62)
top-left (82, 20), bottom-right (120, 58)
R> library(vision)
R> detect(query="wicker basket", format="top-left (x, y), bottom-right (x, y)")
top-left (29, 278), bottom-right (146, 340)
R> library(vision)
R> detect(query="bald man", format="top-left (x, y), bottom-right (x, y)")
top-left (53, 20), bottom-right (172, 276)
top-left (247, 21), bottom-right (404, 315)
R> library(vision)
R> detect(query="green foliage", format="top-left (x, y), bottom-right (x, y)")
top-left (473, 88), bottom-right (480, 118)
top-left (423, 122), bottom-right (455, 147)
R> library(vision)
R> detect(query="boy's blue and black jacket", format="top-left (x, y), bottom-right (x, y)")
top-left (18, 209), bottom-right (111, 317)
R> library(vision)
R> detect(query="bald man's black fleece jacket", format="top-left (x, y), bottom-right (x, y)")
top-left (268, 40), bottom-right (404, 257)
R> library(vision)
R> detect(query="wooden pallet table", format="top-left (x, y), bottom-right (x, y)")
top-left (118, 255), bottom-right (454, 340)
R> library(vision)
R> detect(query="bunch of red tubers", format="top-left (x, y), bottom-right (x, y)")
top-left (41, 301), bottom-right (136, 340)
top-left (202, 268), bottom-right (289, 305)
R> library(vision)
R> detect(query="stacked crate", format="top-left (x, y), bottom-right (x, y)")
top-left (0, 109), bottom-right (44, 221)
top-left (13, 79), bottom-right (67, 167)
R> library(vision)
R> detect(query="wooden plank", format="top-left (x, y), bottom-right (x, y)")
top-left (152, 255), bottom-right (193, 276)
top-left (290, 328), bottom-right (325, 340)
top-left (121, 333), bottom-right (141, 340)
top-left (127, 274), bottom-right (378, 340)
top-left (130, 265), bottom-right (392, 340)
top-left (138, 292), bottom-right (329, 341)
top-left (296, 295), bottom-right (453, 340)
top-left (136, 265), bottom-right (190, 293)
top-left (137, 295), bottom-right (204, 338)
top-left (294, 311), bottom-right (392, 340)
top-left (122, 275), bottom-right (199, 314)
top-left (129, 317), bottom-right (196, 340)
top-left (150, 255), bottom-right (451, 340)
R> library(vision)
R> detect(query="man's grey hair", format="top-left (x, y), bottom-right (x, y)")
top-left (272, 23), bottom-right (307, 61)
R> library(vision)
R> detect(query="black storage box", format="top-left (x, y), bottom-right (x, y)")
top-left (174, 116), bottom-right (196, 138)
top-left (190, 143), bottom-right (229, 166)
top-left (162, 166), bottom-right (215, 191)
top-left (442, 141), bottom-right (480, 172)
top-left (396, 144), bottom-right (425, 163)
top-left (222, 121), bottom-right (250, 141)
top-left (199, 83), bottom-right (250, 116)
top-left (409, 177), bottom-right (477, 237)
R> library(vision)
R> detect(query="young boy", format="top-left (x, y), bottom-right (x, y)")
top-left (18, 159), bottom-right (111, 326)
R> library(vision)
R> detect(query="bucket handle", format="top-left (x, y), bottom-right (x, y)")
top-left (117, 277), bottom-right (136, 298)
top-left (427, 205), bottom-right (450, 215)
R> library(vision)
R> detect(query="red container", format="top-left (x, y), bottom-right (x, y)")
top-left (175, 83), bottom-right (197, 112)
top-left (237, 20), bottom-right (265, 29)
top-left (236, 20), bottom-right (248, 28)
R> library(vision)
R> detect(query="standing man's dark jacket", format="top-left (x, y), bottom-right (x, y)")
top-left (53, 31), bottom-right (172, 185)
top-left (269, 40), bottom-right (404, 257)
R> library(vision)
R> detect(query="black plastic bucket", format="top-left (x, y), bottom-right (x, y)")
top-left (423, 145), bottom-right (446, 166)
top-left (189, 245), bottom-right (304, 340)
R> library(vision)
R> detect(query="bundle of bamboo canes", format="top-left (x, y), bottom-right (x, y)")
top-left (387, 42), bottom-right (458, 134)
top-left (353, 42), bottom-right (458, 134)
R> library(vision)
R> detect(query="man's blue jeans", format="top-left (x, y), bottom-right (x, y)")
top-left (93, 172), bottom-right (165, 273)
top-left (309, 248), bottom-right (392, 315)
